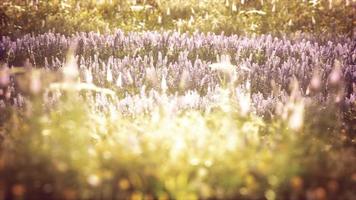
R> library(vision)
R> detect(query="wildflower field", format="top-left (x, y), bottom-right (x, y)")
top-left (0, 1), bottom-right (355, 200)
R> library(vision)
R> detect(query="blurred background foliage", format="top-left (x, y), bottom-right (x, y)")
top-left (0, 0), bottom-right (355, 38)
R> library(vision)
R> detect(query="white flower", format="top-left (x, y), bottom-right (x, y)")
top-left (84, 69), bottom-right (93, 83)
top-left (130, 5), bottom-right (144, 12)
top-left (116, 73), bottom-right (123, 88)
top-left (209, 54), bottom-right (235, 74)
top-left (232, 3), bottom-right (237, 12)
top-left (288, 101), bottom-right (304, 131)
top-left (161, 75), bottom-right (168, 93)
top-left (106, 66), bottom-right (113, 82)
top-left (62, 55), bottom-right (79, 82)
top-left (209, 62), bottom-right (235, 74)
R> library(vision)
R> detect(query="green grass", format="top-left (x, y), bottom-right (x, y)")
top-left (1, 0), bottom-right (354, 38)
top-left (0, 67), bottom-right (355, 199)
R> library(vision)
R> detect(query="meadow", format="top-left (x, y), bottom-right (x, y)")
top-left (0, 1), bottom-right (355, 200)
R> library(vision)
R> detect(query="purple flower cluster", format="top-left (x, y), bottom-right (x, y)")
top-left (0, 30), bottom-right (355, 116)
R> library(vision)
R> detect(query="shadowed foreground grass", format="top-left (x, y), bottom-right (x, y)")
top-left (0, 65), bottom-right (355, 199)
